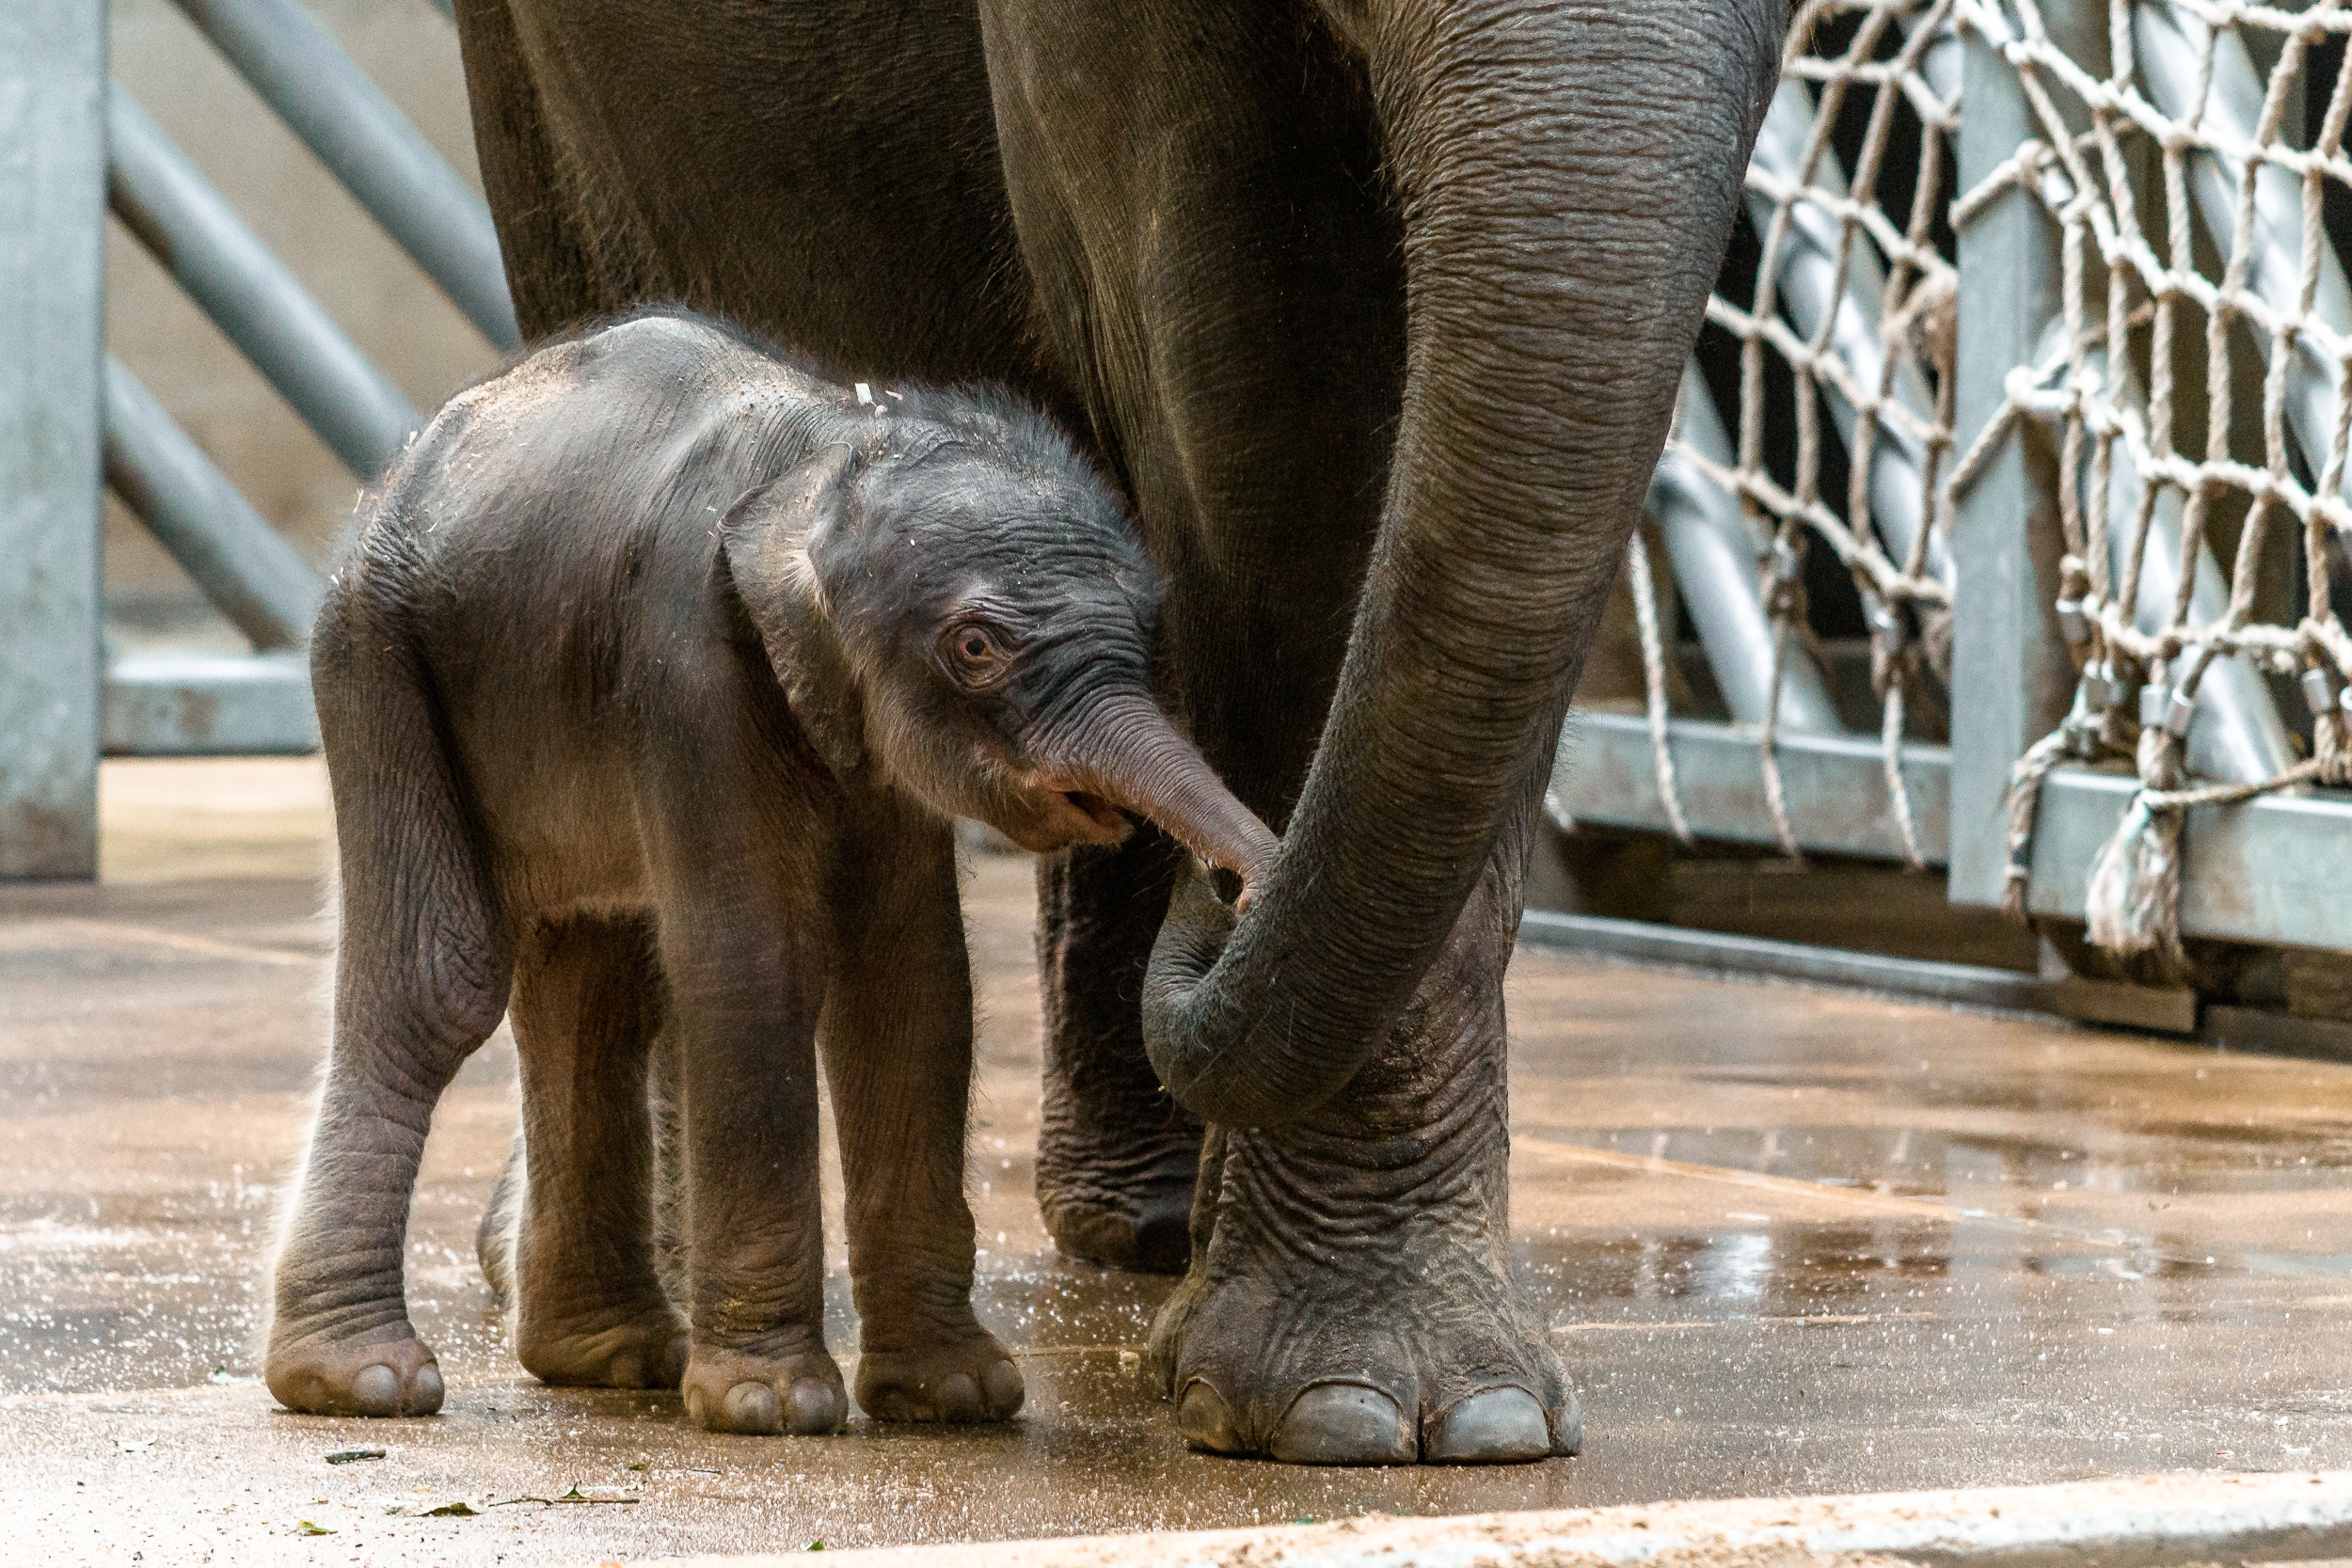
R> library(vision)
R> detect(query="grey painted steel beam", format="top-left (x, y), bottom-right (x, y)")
top-left (1652, 363), bottom-right (1846, 731)
top-left (107, 87), bottom-right (423, 479)
top-left (1555, 707), bottom-right (1949, 861)
top-left (1519, 909), bottom-right (2198, 1031)
top-left (0, 0), bottom-right (105, 879)
top-left (103, 652), bottom-right (319, 756)
top-left (2021, 764), bottom-right (2352, 950)
top-left (1947, 1), bottom-right (2094, 907)
top-left (103, 358), bottom-right (323, 652)
top-left (170, 0), bottom-right (520, 351)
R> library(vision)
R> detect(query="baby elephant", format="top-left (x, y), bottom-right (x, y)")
top-left (265, 309), bottom-right (1276, 1433)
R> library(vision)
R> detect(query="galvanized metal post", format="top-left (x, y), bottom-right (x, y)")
top-left (0, 0), bottom-right (105, 879)
top-left (1946, 0), bottom-right (2096, 908)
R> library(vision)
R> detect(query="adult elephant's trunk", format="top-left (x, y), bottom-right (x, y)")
top-left (1142, 0), bottom-right (1785, 1126)
top-left (1041, 692), bottom-right (1281, 908)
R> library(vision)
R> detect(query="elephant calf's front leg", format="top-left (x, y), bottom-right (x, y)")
top-left (664, 907), bottom-right (845, 1435)
top-left (825, 811), bottom-right (1023, 1423)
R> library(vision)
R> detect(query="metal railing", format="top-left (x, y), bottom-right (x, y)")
top-left (0, 0), bottom-right (513, 877)
top-left (7, 0), bottom-right (2352, 974)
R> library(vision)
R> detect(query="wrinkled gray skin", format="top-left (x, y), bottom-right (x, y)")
top-left (263, 310), bottom-right (1277, 1434)
top-left (453, 0), bottom-right (1788, 1462)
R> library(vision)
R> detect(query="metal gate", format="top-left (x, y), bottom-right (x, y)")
top-left (7, 0), bottom-right (2352, 987)
top-left (0, 0), bottom-right (510, 879)
top-left (1551, 0), bottom-right (2352, 971)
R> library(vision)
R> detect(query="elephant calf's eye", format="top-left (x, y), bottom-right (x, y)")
top-left (942, 622), bottom-right (1009, 686)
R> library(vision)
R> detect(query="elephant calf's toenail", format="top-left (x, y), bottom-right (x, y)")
top-left (786, 1379), bottom-right (839, 1434)
top-left (984, 1359), bottom-right (1025, 1418)
top-left (1425, 1387), bottom-right (1550, 1464)
top-left (1175, 1381), bottom-right (1244, 1454)
top-left (1268, 1385), bottom-right (1414, 1466)
top-left (409, 1363), bottom-right (444, 1415)
top-left (937, 1372), bottom-right (983, 1422)
top-left (723, 1381), bottom-right (783, 1433)
top-left (351, 1365), bottom-right (401, 1418)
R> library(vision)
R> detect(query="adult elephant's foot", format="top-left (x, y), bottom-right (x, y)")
top-left (516, 1302), bottom-right (690, 1391)
top-left (1145, 979), bottom-right (1577, 1465)
top-left (1154, 1259), bottom-right (1576, 1464)
top-left (681, 1340), bottom-right (846, 1435)
top-left (1035, 834), bottom-right (1201, 1275)
top-left (856, 1331), bottom-right (1025, 1423)
top-left (266, 1320), bottom-right (445, 1418)
top-left (1036, 1127), bottom-right (1200, 1275)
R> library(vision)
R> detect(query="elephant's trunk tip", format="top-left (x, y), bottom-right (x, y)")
top-left (1042, 693), bottom-right (1279, 909)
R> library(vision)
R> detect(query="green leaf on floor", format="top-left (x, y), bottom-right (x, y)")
top-left (294, 1521), bottom-right (335, 1536)
top-left (422, 1500), bottom-right (478, 1517)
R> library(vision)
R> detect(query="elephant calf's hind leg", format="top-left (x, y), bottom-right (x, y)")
top-left (267, 627), bottom-right (512, 1418)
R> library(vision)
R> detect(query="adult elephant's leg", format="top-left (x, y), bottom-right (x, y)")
top-left (1033, 832), bottom-right (1199, 1274)
top-left (1151, 794), bottom-right (1569, 1463)
top-left (986, 0), bottom-right (1784, 1462)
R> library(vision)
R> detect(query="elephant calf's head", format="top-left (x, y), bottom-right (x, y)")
top-left (724, 388), bottom-right (1278, 906)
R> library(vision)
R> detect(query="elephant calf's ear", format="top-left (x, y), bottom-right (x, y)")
top-left (719, 448), bottom-right (868, 779)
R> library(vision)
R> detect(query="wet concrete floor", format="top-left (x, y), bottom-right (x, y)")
top-left (6, 760), bottom-right (2352, 1563)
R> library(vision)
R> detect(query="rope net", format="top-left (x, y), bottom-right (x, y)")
top-left (1951, 0), bottom-right (2352, 967)
top-left (1638, 0), bottom-right (1963, 867)
top-left (1633, 0), bottom-right (2352, 962)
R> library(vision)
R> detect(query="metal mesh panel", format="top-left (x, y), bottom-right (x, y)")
top-left (1953, 0), bottom-right (2352, 964)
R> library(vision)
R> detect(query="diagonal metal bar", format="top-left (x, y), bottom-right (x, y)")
top-left (103, 357), bottom-right (322, 652)
top-left (106, 86), bottom-right (422, 480)
top-left (168, 0), bottom-right (519, 351)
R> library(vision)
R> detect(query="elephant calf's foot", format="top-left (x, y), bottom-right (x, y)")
top-left (1153, 1272), bottom-right (1579, 1466)
top-left (266, 1323), bottom-right (445, 1418)
top-left (856, 1332), bottom-right (1025, 1423)
top-left (516, 1305), bottom-right (689, 1391)
top-left (682, 1342), bottom-right (846, 1435)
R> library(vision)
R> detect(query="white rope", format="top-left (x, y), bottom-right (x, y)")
top-left (1625, 531), bottom-right (1696, 845)
top-left (1952, 0), bottom-right (2352, 963)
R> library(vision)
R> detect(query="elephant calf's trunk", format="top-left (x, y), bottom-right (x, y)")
top-left (1043, 694), bottom-right (1279, 909)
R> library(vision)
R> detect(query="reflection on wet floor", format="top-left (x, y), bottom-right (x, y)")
top-left (7, 760), bottom-right (2352, 1562)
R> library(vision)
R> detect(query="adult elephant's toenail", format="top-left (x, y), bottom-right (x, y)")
top-left (984, 1359), bottom-right (1025, 1418)
top-left (786, 1378), bottom-right (839, 1434)
top-left (723, 1381), bottom-right (782, 1433)
top-left (1552, 1386), bottom-right (1583, 1456)
top-left (1268, 1384), bottom-right (1413, 1465)
top-left (937, 1372), bottom-right (983, 1422)
top-left (408, 1362), bottom-right (444, 1416)
top-left (351, 1365), bottom-right (400, 1417)
top-left (869, 1388), bottom-right (913, 1422)
top-left (1425, 1387), bottom-right (1549, 1464)
top-left (1175, 1380), bottom-right (1244, 1454)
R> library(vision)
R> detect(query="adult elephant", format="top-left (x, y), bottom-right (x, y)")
top-left (453, 0), bottom-right (1783, 1464)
